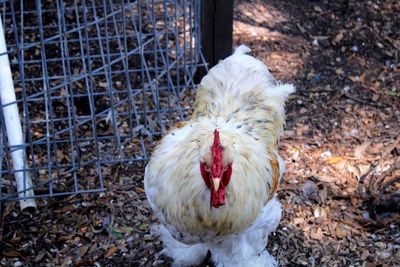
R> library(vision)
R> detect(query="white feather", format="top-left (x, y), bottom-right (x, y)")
top-left (152, 198), bottom-right (281, 267)
top-left (151, 224), bottom-right (209, 266)
top-left (234, 44), bottom-right (252, 55)
top-left (210, 197), bottom-right (281, 267)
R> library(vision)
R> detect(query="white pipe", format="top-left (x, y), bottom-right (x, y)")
top-left (0, 16), bottom-right (36, 210)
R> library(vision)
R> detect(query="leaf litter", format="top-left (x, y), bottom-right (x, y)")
top-left (1, 0), bottom-right (400, 266)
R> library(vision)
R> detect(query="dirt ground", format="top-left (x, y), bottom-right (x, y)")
top-left (1, 0), bottom-right (399, 266)
top-left (234, 1), bottom-right (399, 266)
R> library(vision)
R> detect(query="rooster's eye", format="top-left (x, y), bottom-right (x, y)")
top-left (200, 162), bottom-right (211, 173)
top-left (204, 165), bottom-right (210, 172)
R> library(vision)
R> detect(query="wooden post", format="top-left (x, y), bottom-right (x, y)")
top-left (197, 0), bottom-right (233, 80)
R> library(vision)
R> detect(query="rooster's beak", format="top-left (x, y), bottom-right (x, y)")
top-left (212, 178), bottom-right (221, 191)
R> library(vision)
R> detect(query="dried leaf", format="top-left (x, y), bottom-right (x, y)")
top-left (88, 244), bottom-right (98, 255)
top-left (99, 81), bottom-right (108, 88)
top-left (320, 207), bottom-right (328, 220)
top-left (79, 244), bottom-right (90, 257)
top-left (34, 250), bottom-right (46, 262)
top-left (333, 31), bottom-right (344, 44)
top-left (351, 197), bottom-right (358, 207)
top-left (293, 217), bottom-right (304, 225)
top-left (354, 142), bottom-right (371, 158)
top-left (328, 221), bottom-right (338, 236)
top-left (3, 250), bottom-right (22, 257)
top-left (105, 246), bottom-right (119, 258)
top-left (115, 226), bottom-right (135, 234)
top-left (61, 256), bottom-right (72, 267)
top-left (79, 226), bottom-right (88, 233)
top-left (314, 207), bottom-right (321, 218)
top-left (319, 185), bottom-right (328, 203)
top-left (335, 68), bottom-right (344, 75)
top-left (372, 94), bottom-right (380, 101)
top-left (313, 6), bottom-right (323, 12)
top-left (135, 187), bottom-right (145, 193)
top-left (54, 205), bottom-right (75, 213)
top-left (327, 156), bottom-right (344, 164)
top-left (310, 228), bottom-right (324, 240)
top-left (335, 223), bottom-right (347, 239)
top-left (361, 250), bottom-right (370, 260)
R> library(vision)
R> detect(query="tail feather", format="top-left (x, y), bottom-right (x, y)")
top-left (234, 44), bottom-right (251, 55)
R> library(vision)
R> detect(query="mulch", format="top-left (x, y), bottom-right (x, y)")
top-left (1, 0), bottom-right (399, 266)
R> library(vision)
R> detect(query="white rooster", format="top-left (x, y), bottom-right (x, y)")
top-left (144, 45), bottom-right (294, 266)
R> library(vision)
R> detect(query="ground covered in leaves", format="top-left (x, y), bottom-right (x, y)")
top-left (1, 0), bottom-right (400, 266)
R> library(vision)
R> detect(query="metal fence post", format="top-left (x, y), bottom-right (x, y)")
top-left (0, 15), bottom-right (36, 211)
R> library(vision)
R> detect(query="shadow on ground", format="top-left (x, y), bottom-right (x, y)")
top-left (1, 1), bottom-right (399, 266)
top-left (234, 0), bottom-right (399, 265)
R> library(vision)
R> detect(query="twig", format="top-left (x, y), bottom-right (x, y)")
top-left (315, 8), bottom-right (341, 17)
top-left (380, 135), bottom-right (400, 161)
top-left (357, 135), bottom-right (400, 218)
top-left (342, 93), bottom-right (388, 108)
top-left (369, 136), bottom-right (400, 193)
top-left (375, 157), bottom-right (400, 196)
top-left (376, 135), bottom-right (400, 183)
top-left (381, 176), bottom-right (400, 193)
top-left (359, 161), bottom-right (378, 183)
top-left (360, 134), bottom-right (400, 184)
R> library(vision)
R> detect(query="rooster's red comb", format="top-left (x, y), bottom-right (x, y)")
top-left (211, 129), bottom-right (223, 178)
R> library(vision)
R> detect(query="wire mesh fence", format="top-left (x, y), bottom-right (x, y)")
top-left (0, 0), bottom-right (206, 202)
